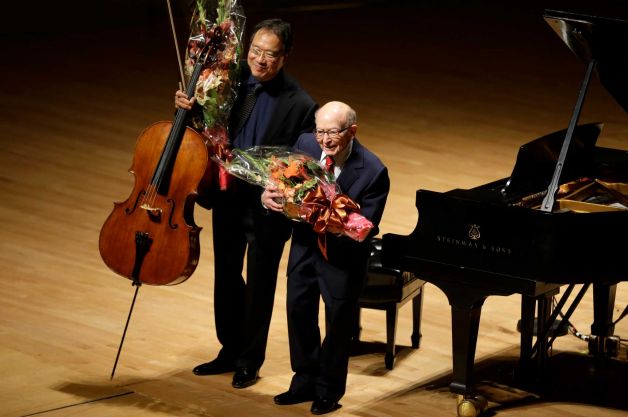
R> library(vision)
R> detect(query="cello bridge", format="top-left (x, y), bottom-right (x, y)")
top-left (140, 203), bottom-right (162, 220)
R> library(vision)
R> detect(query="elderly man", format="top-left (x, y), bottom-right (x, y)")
top-left (176, 18), bottom-right (317, 389)
top-left (263, 101), bottom-right (390, 415)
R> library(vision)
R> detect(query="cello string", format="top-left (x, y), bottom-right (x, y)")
top-left (143, 185), bottom-right (155, 208)
top-left (146, 36), bottom-right (206, 211)
top-left (141, 0), bottom-right (189, 211)
top-left (149, 109), bottom-right (185, 209)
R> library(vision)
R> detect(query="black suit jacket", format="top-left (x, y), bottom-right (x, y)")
top-left (229, 65), bottom-right (317, 147)
top-left (224, 65), bottom-right (318, 239)
top-left (287, 133), bottom-right (390, 299)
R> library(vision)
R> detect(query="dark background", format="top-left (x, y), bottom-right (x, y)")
top-left (1, 0), bottom-right (627, 162)
top-left (3, 0), bottom-right (627, 97)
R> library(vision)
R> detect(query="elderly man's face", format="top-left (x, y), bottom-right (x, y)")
top-left (314, 108), bottom-right (354, 158)
top-left (247, 29), bottom-right (286, 82)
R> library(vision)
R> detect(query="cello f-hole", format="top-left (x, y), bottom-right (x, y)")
top-left (166, 198), bottom-right (178, 229)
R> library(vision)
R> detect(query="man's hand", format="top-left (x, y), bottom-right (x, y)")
top-left (175, 90), bottom-right (196, 110)
top-left (261, 184), bottom-right (284, 212)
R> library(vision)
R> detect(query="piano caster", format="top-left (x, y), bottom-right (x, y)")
top-left (606, 336), bottom-right (620, 357)
top-left (456, 394), bottom-right (488, 417)
top-left (588, 335), bottom-right (620, 357)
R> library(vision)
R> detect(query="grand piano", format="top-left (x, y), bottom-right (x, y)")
top-left (382, 10), bottom-right (628, 417)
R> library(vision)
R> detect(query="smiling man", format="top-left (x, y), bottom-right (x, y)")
top-left (263, 101), bottom-right (390, 414)
top-left (175, 18), bottom-right (317, 390)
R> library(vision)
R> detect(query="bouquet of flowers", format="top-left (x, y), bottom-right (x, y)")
top-left (184, 0), bottom-right (245, 189)
top-left (219, 146), bottom-right (375, 257)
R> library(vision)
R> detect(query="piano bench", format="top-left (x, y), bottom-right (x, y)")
top-left (354, 237), bottom-right (426, 370)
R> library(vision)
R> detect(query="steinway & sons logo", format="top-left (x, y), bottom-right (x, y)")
top-left (435, 223), bottom-right (513, 255)
top-left (468, 224), bottom-right (480, 240)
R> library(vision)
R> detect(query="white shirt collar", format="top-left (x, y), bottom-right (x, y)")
top-left (321, 139), bottom-right (353, 167)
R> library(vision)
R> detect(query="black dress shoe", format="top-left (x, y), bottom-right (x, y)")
top-left (192, 357), bottom-right (235, 375)
top-left (311, 397), bottom-right (341, 415)
top-left (232, 367), bottom-right (259, 388)
top-left (274, 390), bottom-right (315, 405)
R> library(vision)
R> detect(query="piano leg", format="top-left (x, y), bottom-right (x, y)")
top-left (519, 295), bottom-right (535, 377)
top-left (519, 292), bottom-right (555, 384)
top-left (589, 283), bottom-right (620, 357)
top-left (445, 285), bottom-right (561, 417)
top-left (450, 300), bottom-right (484, 395)
top-left (447, 293), bottom-right (489, 417)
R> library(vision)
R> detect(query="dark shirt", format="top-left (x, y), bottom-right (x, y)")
top-left (232, 74), bottom-right (280, 149)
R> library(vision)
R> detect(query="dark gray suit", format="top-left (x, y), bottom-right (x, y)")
top-left (286, 132), bottom-right (390, 401)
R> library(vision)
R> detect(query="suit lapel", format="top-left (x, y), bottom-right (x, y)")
top-left (337, 140), bottom-right (363, 194)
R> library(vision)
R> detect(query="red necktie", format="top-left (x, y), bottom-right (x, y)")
top-left (324, 155), bottom-right (335, 173)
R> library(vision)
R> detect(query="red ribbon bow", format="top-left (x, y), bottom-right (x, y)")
top-left (302, 184), bottom-right (361, 260)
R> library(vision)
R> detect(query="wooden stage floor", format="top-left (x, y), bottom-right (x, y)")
top-left (1, 1), bottom-right (627, 416)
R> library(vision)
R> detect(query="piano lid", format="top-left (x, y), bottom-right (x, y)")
top-left (544, 10), bottom-right (628, 112)
top-left (502, 122), bottom-right (602, 197)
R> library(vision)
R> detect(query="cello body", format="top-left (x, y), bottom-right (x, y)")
top-left (99, 121), bottom-right (208, 285)
top-left (98, 28), bottom-right (230, 286)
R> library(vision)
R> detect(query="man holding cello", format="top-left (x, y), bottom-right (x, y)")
top-left (175, 18), bottom-right (317, 389)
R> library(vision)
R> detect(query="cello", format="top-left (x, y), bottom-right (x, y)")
top-left (98, 47), bottom-right (211, 380)
top-left (98, 2), bottom-right (236, 377)
top-left (98, 48), bottom-right (211, 286)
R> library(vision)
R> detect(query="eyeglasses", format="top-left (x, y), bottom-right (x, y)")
top-left (249, 46), bottom-right (282, 62)
top-left (313, 126), bottom-right (350, 139)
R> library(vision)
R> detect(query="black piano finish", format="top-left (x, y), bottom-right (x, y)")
top-left (401, 151), bottom-right (628, 285)
top-left (543, 10), bottom-right (628, 112)
top-left (382, 141), bottom-right (628, 396)
top-left (382, 10), bottom-right (628, 401)
top-left (382, 138), bottom-right (628, 395)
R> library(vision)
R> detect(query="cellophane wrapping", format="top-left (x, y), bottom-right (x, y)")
top-left (184, 0), bottom-right (245, 189)
top-left (220, 146), bottom-right (374, 244)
